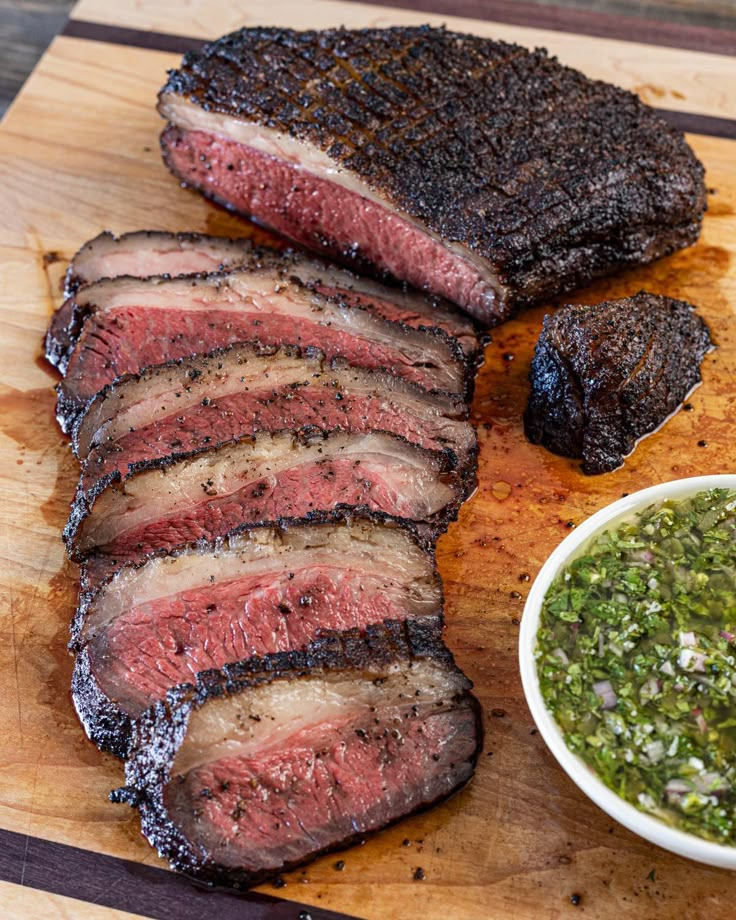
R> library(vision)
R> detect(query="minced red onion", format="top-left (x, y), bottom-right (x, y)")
top-left (679, 631), bottom-right (696, 647)
top-left (678, 648), bottom-right (706, 672)
top-left (593, 679), bottom-right (617, 710)
top-left (720, 630), bottom-right (735, 642)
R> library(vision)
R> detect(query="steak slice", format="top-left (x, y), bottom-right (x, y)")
top-left (63, 230), bottom-right (260, 297)
top-left (524, 291), bottom-right (713, 474)
top-left (113, 618), bottom-right (481, 887)
top-left (74, 343), bottom-right (476, 497)
top-left (60, 231), bottom-right (481, 356)
top-left (66, 428), bottom-right (468, 574)
top-left (158, 25), bottom-right (706, 326)
top-left (71, 518), bottom-right (442, 756)
top-left (51, 273), bottom-right (470, 432)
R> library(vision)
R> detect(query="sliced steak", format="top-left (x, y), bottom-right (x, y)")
top-left (524, 291), bottom-right (713, 474)
top-left (74, 343), bottom-right (476, 497)
top-left (71, 518), bottom-right (442, 756)
top-left (66, 428), bottom-right (468, 578)
top-left (51, 273), bottom-right (470, 432)
top-left (112, 618), bottom-right (481, 887)
top-left (158, 25), bottom-right (705, 325)
top-left (60, 231), bottom-right (481, 356)
top-left (64, 230), bottom-right (261, 297)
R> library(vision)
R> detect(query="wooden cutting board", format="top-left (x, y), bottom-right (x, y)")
top-left (1, 1), bottom-right (735, 917)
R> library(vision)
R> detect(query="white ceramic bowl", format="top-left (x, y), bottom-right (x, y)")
top-left (519, 474), bottom-right (736, 869)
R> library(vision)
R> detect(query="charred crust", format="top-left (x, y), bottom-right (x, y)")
top-left (159, 25), bottom-right (706, 322)
top-left (71, 648), bottom-right (133, 758)
top-left (524, 291), bottom-right (713, 474)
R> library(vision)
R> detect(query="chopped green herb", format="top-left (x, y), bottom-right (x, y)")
top-left (537, 488), bottom-right (736, 844)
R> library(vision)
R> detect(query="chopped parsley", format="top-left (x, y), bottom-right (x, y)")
top-left (537, 488), bottom-right (736, 844)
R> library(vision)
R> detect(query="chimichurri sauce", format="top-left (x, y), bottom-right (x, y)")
top-left (537, 488), bottom-right (736, 844)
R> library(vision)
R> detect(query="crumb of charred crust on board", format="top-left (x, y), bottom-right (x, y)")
top-left (413, 867), bottom-right (426, 881)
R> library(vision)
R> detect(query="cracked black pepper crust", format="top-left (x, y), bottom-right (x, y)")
top-left (111, 618), bottom-right (482, 889)
top-left (523, 291), bottom-right (713, 474)
top-left (159, 25), bottom-right (706, 320)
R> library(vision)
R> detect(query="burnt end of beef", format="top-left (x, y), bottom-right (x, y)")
top-left (51, 272), bottom-right (472, 433)
top-left (73, 343), bottom-right (476, 497)
top-left (158, 25), bottom-right (705, 325)
top-left (65, 428), bottom-right (471, 571)
top-left (524, 291), bottom-right (713, 474)
top-left (60, 230), bottom-right (482, 357)
top-left (113, 618), bottom-right (482, 887)
top-left (71, 518), bottom-right (443, 757)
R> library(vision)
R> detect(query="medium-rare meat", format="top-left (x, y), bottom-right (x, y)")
top-left (158, 25), bottom-right (706, 325)
top-left (64, 230), bottom-right (260, 297)
top-left (524, 291), bottom-right (713, 474)
top-left (61, 230), bottom-right (481, 355)
top-left (112, 618), bottom-right (481, 887)
top-left (49, 272), bottom-right (470, 432)
top-left (66, 428), bottom-right (469, 580)
top-left (71, 518), bottom-right (442, 756)
top-left (73, 343), bottom-right (476, 497)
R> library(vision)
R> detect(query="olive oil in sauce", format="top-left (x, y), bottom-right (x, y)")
top-left (537, 488), bottom-right (736, 844)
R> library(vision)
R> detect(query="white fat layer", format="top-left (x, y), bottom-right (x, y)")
top-left (79, 431), bottom-right (452, 552)
top-left (75, 273), bottom-right (461, 390)
top-left (82, 521), bottom-right (438, 638)
top-left (173, 659), bottom-right (467, 776)
top-left (79, 349), bottom-right (464, 459)
top-left (73, 231), bottom-right (251, 288)
top-left (159, 95), bottom-right (501, 297)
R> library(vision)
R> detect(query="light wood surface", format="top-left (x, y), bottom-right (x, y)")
top-left (1, 1), bottom-right (735, 917)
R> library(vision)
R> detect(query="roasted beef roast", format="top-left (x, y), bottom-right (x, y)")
top-left (71, 518), bottom-right (442, 756)
top-left (113, 619), bottom-right (482, 887)
top-left (67, 428), bottom-right (470, 582)
top-left (49, 272), bottom-right (472, 431)
top-left (524, 291), bottom-right (713, 474)
top-left (158, 25), bottom-right (706, 325)
top-left (74, 343), bottom-right (476, 498)
top-left (62, 231), bottom-right (481, 355)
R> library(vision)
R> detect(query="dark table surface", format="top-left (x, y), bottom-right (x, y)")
top-left (1, 0), bottom-right (735, 119)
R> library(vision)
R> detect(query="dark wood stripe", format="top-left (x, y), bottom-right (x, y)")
top-left (61, 18), bottom-right (736, 140)
top-left (658, 108), bottom-right (736, 140)
top-left (62, 20), bottom-right (206, 53)
top-left (344, 0), bottom-right (736, 55)
top-left (0, 827), bottom-right (358, 920)
top-left (62, 1), bottom-right (736, 57)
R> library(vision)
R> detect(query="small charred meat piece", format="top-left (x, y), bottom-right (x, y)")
top-left (113, 619), bottom-right (481, 888)
top-left (158, 26), bottom-right (705, 325)
top-left (48, 273), bottom-right (471, 432)
top-left (60, 231), bottom-right (481, 356)
top-left (71, 518), bottom-right (442, 756)
top-left (72, 343), bottom-right (476, 498)
top-left (524, 292), bottom-right (712, 474)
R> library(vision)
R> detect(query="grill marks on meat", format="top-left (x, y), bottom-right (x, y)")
top-left (50, 272), bottom-right (471, 432)
top-left (74, 344), bottom-right (476, 497)
top-left (71, 519), bottom-right (442, 756)
top-left (113, 619), bottom-right (481, 886)
top-left (66, 429), bottom-right (468, 571)
top-left (158, 25), bottom-right (705, 324)
top-left (524, 292), bottom-right (713, 474)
